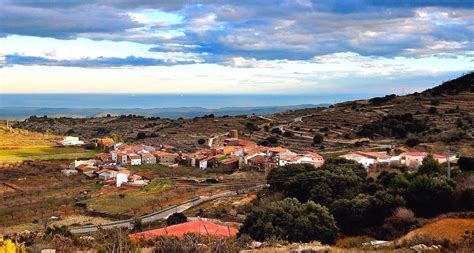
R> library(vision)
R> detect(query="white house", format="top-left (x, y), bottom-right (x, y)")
top-left (199, 159), bottom-right (208, 169)
top-left (116, 173), bottom-right (128, 187)
top-left (110, 151), bottom-right (118, 162)
top-left (61, 136), bottom-right (85, 146)
top-left (71, 159), bottom-right (95, 169)
top-left (278, 152), bottom-right (325, 168)
top-left (339, 153), bottom-right (376, 168)
top-left (98, 170), bottom-right (118, 180)
top-left (128, 154), bottom-right (142, 166)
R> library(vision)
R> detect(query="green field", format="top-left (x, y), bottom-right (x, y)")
top-left (0, 146), bottom-right (97, 161)
top-left (83, 179), bottom-right (174, 215)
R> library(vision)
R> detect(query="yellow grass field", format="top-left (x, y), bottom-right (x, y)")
top-left (0, 146), bottom-right (97, 161)
top-left (0, 125), bottom-right (59, 148)
top-left (399, 218), bottom-right (474, 243)
top-left (0, 125), bottom-right (95, 161)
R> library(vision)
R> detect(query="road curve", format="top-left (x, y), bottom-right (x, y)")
top-left (70, 191), bottom-right (237, 234)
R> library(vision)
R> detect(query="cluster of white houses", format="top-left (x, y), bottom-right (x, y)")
top-left (106, 136), bottom-right (325, 172)
top-left (61, 131), bottom-right (456, 187)
top-left (339, 151), bottom-right (457, 170)
top-left (62, 132), bottom-right (326, 187)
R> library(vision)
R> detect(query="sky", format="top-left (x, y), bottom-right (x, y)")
top-left (0, 0), bottom-right (473, 94)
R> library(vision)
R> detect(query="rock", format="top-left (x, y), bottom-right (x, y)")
top-left (250, 241), bottom-right (262, 249)
top-left (290, 245), bottom-right (331, 253)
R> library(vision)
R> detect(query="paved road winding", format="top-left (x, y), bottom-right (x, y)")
top-left (70, 191), bottom-right (237, 234)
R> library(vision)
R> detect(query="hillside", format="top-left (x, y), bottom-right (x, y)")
top-left (0, 122), bottom-right (59, 149)
top-left (397, 218), bottom-right (474, 244)
top-left (12, 73), bottom-right (474, 155)
top-left (247, 73), bottom-right (474, 154)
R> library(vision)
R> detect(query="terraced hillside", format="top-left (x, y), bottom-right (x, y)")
top-left (248, 73), bottom-right (474, 155)
top-left (12, 73), bottom-right (474, 155)
top-left (14, 115), bottom-right (267, 152)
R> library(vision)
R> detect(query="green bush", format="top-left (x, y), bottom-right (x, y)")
top-left (239, 198), bottom-right (338, 243)
top-left (313, 134), bottom-right (324, 144)
top-left (166, 212), bottom-right (188, 226)
top-left (458, 156), bottom-right (474, 171)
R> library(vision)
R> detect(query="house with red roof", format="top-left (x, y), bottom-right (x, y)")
top-left (402, 151), bottom-right (456, 169)
top-left (128, 153), bottom-right (142, 166)
top-left (153, 151), bottom-right (179, 165)
top-left (129, 220), bottom-right (238, 239)
top-left (278, 151), bottom-right (325, 168)
top-left (141, 153), bottom-right (157, 164)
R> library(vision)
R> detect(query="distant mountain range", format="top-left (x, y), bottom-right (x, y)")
top-left (0, 104), bottom-right (330, 120)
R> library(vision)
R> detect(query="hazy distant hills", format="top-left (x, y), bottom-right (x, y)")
top-left (0, 104), bottom-right (330, 120)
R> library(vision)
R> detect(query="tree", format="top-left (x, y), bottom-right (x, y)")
top-left (197, 138), bottom-right (206, 145)
top-left (271, 128), bottom-right (282, 135)
top-left (282, 131), bottom-right (293, 137)
top-left (266, 136), bottom-right (278, 145)
top-left (429, 106), bottom-right (437, 114)
top-left (458, 156), bottom-right (474, 171)
top-left (267, 164), bottom-right (315, 192)
top-left (406, 175), bottom-right (454, 217)
top-left (405, 138), bottom-right (420, 147)
top-left (239, 198), bottom-right (337, 243)
top-left (268, 159), bottom-right (367, 206)
top-left (313, 134), bottom-right (324, 144)
top-left (418, 155), bottom-right (445, 176)
top-left (136, 132), bottom-right (147, 140)
top-left (330, 191), bottom-right (404, 234)
top-left (166, 212), bottom-right (187, 226)
top-left (245, 122), bottom-right (260, 132)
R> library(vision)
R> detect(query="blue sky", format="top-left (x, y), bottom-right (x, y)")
top-left (0, 0), bottom-right (472, 94)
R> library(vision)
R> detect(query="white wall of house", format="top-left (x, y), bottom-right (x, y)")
top-left (199, 159), bottom-right (208, 169)
top-left (359, 157), bottom-right (375, 168)
top-left (130, 158), bottom-right (142, 166)
top-left (111, 151), bottom-right (117, 162)
top-left (119, 155), bottom-right (128, 165)
top-left (116, 173), bottom-right (128, 187)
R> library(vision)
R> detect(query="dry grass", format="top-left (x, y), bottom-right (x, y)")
top-left (0, 146), bottom-right (97, 161)
top-left (0, 125), bottom-right (59, 148)
top-left (398, 218), bottom-right (474, 243)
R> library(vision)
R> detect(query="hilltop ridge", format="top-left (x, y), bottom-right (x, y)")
top-left (12, 73), bottom-right (474, 155)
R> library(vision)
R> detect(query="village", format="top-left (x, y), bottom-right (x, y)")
top-left (61, 129), bottom-right (458, 189)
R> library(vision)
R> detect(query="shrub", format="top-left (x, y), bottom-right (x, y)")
top-left (405, 138), bottom-right (420, 147)
top-left (239, 198), bottom-right (337, 243)
top-left (245, 122), bottom-right (260, 132)
top-left (136, 132), bottom-right (147, 140)
top-left (358, 113), bottom-right (428, 139)
top-left (313, 134), bottom-right (324, 144)
top-left (282, 131), bottom-right (293, 137)
top-left (271, 128), bottom-right (282, 135)
top-left (428, 106), bottom-right (437, 114)
top-left (406, 175), bottom-right (454, 217)
top-left (197, 138), bottom-right (206, 145)
top-left (458, 156), bottom-right (474, 171)
top-left (383, 208), bottom-right (417, 239)
top-left (266, 136), bottom-right (278, 145)
top-left (418, 155), bottom-right (445, 176)
top-left (166, 213), bottom-right (187, 226)
top-left (431, 99), bottom-right (440, 106)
